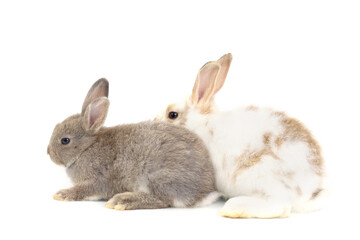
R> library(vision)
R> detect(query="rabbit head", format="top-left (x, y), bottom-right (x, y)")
top-left (156, 54), bottom-right (232, 127)
top-left (47, 78), bottom-right (109, 167)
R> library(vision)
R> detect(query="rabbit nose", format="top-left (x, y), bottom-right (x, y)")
top-left (47, 146), bottom-right (50, 155)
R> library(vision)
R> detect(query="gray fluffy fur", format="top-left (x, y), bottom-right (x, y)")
top-left (48, 78), bottom-right (217, 210)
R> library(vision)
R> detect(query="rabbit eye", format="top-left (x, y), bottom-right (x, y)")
top-left (61, 138), bottom-right (71, 145)
top-left (168, 111), bottom-right (179, 119)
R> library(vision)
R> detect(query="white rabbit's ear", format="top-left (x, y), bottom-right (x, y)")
top-left (82, 78), bottom-right (109, 116)
top-left (191, 61), bottom-right (221, 105)
top-left (214, 53), bottom-right (232, 94)
top-left (83, 97), bottom-right (109, 132)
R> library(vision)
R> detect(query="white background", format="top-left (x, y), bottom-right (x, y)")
top-left (1, 0), bottom-right (359, 239)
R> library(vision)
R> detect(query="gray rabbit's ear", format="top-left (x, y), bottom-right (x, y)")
top-left (82, 78), bottom-right (109, 116)
top-left (83, 97), bottom-right (110, 132)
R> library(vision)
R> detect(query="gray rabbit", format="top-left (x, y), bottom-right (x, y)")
top-left (47, 78), bottom-right (219, 210)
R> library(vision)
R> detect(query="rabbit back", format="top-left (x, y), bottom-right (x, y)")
top-left (186, 106), bottom-right (325, 212)
top-left (117, 121), bottom-right (217, 207)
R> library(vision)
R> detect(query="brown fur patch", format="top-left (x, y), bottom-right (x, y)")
top-left (233, 148), bottom-right (280, 182)
top-left (311, 188), bottom-right (322, 200)
top-left (272, 112), bottom-right (323, 173)
top-left (263, 132), bottom-right (272, 145)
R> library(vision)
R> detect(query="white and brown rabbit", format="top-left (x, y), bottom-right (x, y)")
top-left (47, 78), bottom-right (219, 210)
top-left (156, 54), bottom-right (328, 218)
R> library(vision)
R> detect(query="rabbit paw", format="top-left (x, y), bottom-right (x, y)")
top-left (105, 192), bottom-right (137, 210)
top-left (219, 196), bottom-right (291, 218)
top-left (105, 192), bottom-right (139, 211)
top-left (105, 192), bottom-right (169, 210)
top-left (53, 188), bottom-right (81, 201)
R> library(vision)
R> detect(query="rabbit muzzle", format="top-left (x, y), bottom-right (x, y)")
top-left (47, 145), bottom-right (64, 166)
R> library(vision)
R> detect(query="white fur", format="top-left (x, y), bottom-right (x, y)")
top-left (84, 195), bottom-right (102, 201)
top-left (173, 199), bottom-right (187, 208)
top-left (157, 104), bottom-right (326, 218)
top-left (194, 191), bottom-right (222, 208)
top-left (173, 191), bottom-right (221, 208)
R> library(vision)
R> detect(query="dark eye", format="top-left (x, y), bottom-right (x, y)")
top-left (168, 111), bottom-right (179, 119)
top-left (61, 138), bottom-right (70, 145)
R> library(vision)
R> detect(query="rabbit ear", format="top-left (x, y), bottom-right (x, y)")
top-left (214, 53), bottom-right (232, 94)
top-left (83, 97), bottom-right (109, 132)
top-left (81, 78), bottom-right (109, 116)
top-left (191, 61), bottom-right (221, 105)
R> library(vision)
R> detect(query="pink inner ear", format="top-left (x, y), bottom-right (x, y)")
top-left (89, 106), bottom-right (100, 128)
top-left (197, 76), bottom-right (211, 102)
top-left (88, 100), bottom-right (107, 130)
top-left (196, 64), bottom-right (220, 102)
top-left (81, 79), bottom-right (109, 116)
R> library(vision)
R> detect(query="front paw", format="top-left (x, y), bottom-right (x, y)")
top-left (105, 192), bottom-right (168, 210)
top-left (53, 188), bottom-right (81, 201)
top-left (105, 192), bottom-right (135, 210)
